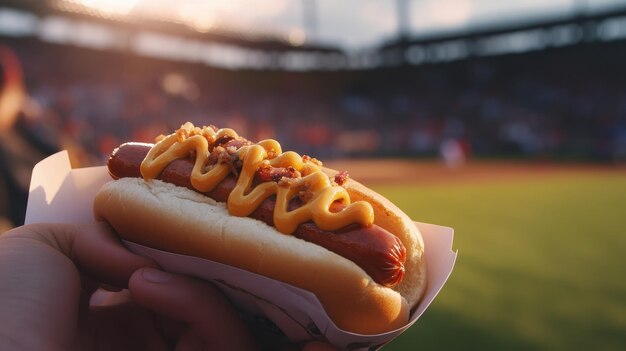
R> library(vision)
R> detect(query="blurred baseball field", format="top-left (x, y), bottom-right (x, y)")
top-left (324, 159), bottom-right (626, 350)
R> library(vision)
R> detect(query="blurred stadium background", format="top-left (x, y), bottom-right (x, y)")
top-left (1, 0), bottom-right (625, 350)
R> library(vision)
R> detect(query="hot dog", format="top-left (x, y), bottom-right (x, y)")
top-left (107, 142), bottom-right (406, 288)
top-left (93, 122), bottom-right (426, 334)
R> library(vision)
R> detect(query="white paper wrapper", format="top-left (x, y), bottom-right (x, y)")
top-left (25, 151), bottom-right (457, 350)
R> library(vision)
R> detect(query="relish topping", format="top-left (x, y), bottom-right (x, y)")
top-left (140, 122), bottom-right (374, 234)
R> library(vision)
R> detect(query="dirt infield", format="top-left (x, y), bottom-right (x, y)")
top-left (323, 159), bottom-right (626, 186)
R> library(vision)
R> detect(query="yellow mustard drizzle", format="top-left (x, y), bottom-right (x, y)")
top-left (140, 123), bottom-right (374, 234)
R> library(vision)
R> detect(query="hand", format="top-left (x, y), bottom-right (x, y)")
top-left (0, 223), bottom-right (336, 350)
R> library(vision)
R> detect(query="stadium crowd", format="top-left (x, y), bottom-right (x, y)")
top-left (5, 40), bottom-right (626, 167)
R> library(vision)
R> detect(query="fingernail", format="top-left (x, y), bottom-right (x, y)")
top-left (141, 267), bottom-right (173, 284)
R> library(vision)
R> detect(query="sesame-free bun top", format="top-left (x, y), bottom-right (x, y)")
top-left (94, 173), bottom-right (426, 335)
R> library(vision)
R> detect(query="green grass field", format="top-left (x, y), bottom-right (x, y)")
top-left (372, 172), bottom-right (626, 350)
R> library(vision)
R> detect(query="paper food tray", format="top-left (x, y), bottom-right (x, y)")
top-left (25, 151), bottom-right (457, 350)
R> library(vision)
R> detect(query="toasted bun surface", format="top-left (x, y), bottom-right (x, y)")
top-left (332, 169), bottom-right (427, 311)
top-left (94, 176), bottom-right (426, 335)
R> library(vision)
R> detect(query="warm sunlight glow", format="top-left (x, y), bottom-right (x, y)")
top-left (75, 0), bottom-right (139, 16)
top-left (56, 0), bottom-right (291, 36)
top-left (428, 0), bottom-right (473, 27)
top-left (177, 3), bottom-right (218, 33)
top-left (288, 28), bottom-right (306, 46)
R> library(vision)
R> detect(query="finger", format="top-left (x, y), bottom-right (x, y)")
top-left (0, 222), bottom-right (156, 350)
top-left (4, 222), bottom-right (158, 288)
top-left (129, 268), bottom-right (258, 351)
top-left (0, 226), bottom-right (81, 350)
top-left (80, 290), bottom-right (170, 351)
top-left (66, 222), bottom-right (159, 287)
top-left (89, 288), bottom-right (132, 307)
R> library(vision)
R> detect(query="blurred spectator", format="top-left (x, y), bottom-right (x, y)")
top-left (0, 45), bottom-right (32, 229)
top-left (440, 138), bottom-right (468, 169)
top-left (0, 45), bottom-right (90, 229)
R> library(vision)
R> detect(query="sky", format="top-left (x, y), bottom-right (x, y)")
top-left (288, 0), bottom-right (626, 48)
top-left (54, 0), bottom-right (626, 49)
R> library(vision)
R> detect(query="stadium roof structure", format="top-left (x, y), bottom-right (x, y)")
top-left (0, 0), bottom-right (342, 53)
top-left (1, 0), bottom-right (626, 71)
top-left (374, 4), bottom-right (626, 67)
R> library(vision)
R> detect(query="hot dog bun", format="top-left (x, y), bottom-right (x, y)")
top-left (94, 169), bottom-right (426, 335)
